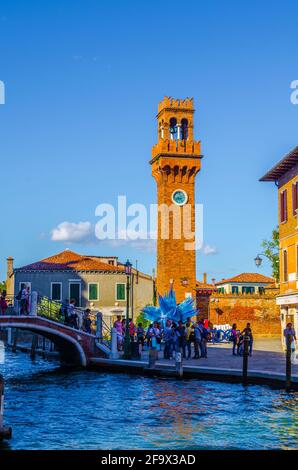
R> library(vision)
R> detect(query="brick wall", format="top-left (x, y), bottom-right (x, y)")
top-left (209, 291), bottom-right (281, 337)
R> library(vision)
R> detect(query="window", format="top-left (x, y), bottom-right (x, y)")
top-left (258, 286), bottom-right (265, 294)
top-left (232, 286), bottom-right (239, 294)
top-left (181, 118), bottom-right (188, 140)
top-left (169, 117), bottom-right (177, 140)
top-left (217, 287), bottom-right (224, 294)
top-left (242, 286), bottom-right (255, 294)
top-left (69, 282), bottom-right (81, 307)
top-left (283, 250), bottom-right (288, 282)
top-left (88, 283), bottom-right (99, 301)
top-left (116, 283), bottom-right (126, 301)
top-left (19, 282), bottom-right (31, 292)
top-left (51, 283), bottom-right (62, 301)
top-left (108, 260), bottom-right (115, 266)
top-left (280, 190), bottom-right (287, 223)
top-left (292, 181), bottom-right (298, 216)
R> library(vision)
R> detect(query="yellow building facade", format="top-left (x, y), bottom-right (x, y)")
top-left (260, 147), bottom-right (298, 343)
top-left (150, 97), bottom-right (202, 302)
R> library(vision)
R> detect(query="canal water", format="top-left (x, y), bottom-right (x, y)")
top-left (0, 346), bottom-right (298, 450)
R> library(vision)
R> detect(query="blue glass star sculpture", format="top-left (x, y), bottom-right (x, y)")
top-left (142, 286), bottom-right (197, 325)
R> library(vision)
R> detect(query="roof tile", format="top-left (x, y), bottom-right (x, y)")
top-left (17, 250), bottom-right (124, 272)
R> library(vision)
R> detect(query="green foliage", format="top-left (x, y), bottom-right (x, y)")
top-left (135, 309), bottom-right (150, 328)
top-left (37, 297), bottom-right (63, 322)
top-left (0, 281), bottom-right (6, 292)
top-left (261, 226), bottom-right (280, 282)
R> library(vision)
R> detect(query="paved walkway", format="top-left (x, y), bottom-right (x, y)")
top-left (141, 344), bottom-right (298, 376)
top-left (90, 340), bottom-right (298, 389)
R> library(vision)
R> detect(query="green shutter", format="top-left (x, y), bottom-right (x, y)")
top-left (117, 283), bottom-right (125, 300)
top-left (89, 284), bottom-right (98, 301)
top-left (52, 283), bottom-right (61, 301)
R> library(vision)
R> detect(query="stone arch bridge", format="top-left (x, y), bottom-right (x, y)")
top-left (0, 315), bottom-right (110, 366)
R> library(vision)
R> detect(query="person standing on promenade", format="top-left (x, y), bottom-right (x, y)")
top-left (185, 321), bottom-right (193, 359)
top-left (193, 322), bottom-right (201, 359)
top-left (136, 323), bottom-right (145, 352)
top-left (20, 285), bottom-right (29, 315)
top-left (284, 323), bottom-right (297, 364)
top-left (83, 309), bottom-right (92, 334)
top-left (129, 318), bottom-right (135, 342)
top-left (163, 319), bottom-right (173, 359)
top-left (176, 321), bottom-right (187, 358)
top-left (198, 320), bottom-right (208, 358)
top-left (231, 323), bottom-right (238, 356)
top-left (68, 299), bottom-right (78, 329)
top-left (242, 323), bottom-right (253, 356)
top-left (114, 315), bottom-right (124, 351)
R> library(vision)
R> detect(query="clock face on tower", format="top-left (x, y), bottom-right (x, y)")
top-left (171, 189), bottom-right (188, 206)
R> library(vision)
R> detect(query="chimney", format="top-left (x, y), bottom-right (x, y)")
top-left (6, 257), bottom-right (14, 278)
top-left (211, 278), bottom-right (216, 286)
top-left (203, 273), bottom-right (207, 284)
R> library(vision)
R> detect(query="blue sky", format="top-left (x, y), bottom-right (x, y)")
top-left (0, 0), bottom-right (298, 282)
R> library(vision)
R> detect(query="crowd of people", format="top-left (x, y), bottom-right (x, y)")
top-left (230, 322), bottom-right (254, 356)
top-left (113, 316), bottom-right (211, 359)
top-left (60, 299), bottom-right (93, 334)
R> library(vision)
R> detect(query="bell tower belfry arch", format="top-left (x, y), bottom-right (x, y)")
top-left (150, 97), bottom-right (202, 302)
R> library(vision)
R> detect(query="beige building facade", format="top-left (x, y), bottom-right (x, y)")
top-left (7, 250), bottom-right (153, 326)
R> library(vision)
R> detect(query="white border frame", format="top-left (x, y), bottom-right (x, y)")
top-left (51, 282), bottom-right (62, 302)
top-left (88, 282), bottom-right (99, 301)
top-left (115, 282), bottom-right (126, 301)
top-left (171, 189), bottom-right (188, 206)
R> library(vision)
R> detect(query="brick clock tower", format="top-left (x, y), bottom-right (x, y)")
top-left (150, 97), bottom-right (202, 303)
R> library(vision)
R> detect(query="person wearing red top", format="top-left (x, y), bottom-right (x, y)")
top-left (129, 319), bottom-right (135, 342)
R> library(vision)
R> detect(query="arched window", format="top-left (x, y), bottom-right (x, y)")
top-left (181, 118), bottom-right (188, 140)
top-left (169, 117), bottom-right (177, 140)
top-left (159, 120), bottom-right (164, 139)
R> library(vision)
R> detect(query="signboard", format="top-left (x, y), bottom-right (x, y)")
top-left (276, 294), bottom-right (298, 306)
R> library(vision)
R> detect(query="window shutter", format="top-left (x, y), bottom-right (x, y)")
top-left (284, 190), bottom-right (287, 221)
top-left (280, 191), bottom-right (284, 223)
top-left (293, 182), bottom-right (298, 216)
top-left (283, 250), bottom-right (288, 282)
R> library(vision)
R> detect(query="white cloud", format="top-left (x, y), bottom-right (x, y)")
top-left (51, 221), bottom-right (94, 243)
top-left (202, 244), bottom-right (218, 255)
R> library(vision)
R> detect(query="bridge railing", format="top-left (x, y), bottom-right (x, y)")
top-left (37, 296), bottom-right (64, 323)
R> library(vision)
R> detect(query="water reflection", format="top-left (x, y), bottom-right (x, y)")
top-left (0, 349), bottom-right (297, 450)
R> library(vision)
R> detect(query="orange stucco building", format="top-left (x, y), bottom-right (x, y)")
top-left (150, 97), bottom-right (202, 302)
top-left (260, 146), bottom-right (298, 343)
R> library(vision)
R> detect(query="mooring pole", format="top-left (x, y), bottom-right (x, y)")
top-left (0, 374), bottom-right (12, 440)
top-left (110, 328), bottom-right (119, 359)
top-left (175, 351), bottom-right (183, 377)
top-left (286, 333), bottom-right (292, 391)
top-left (148, 338), bottom-right (158, 369)
top-left (12, 329), bottom-right (18, 352)
top-left (30, 334), bottom-right (38, 359)
top-left (242, 334), bottom-right (250, 385)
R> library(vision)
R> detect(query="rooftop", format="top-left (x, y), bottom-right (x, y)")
top-left (16, 250), bottom-right (125, 273)
top-left (216, 273), bottom-right (275, 286)
top-left (260, 146), bottom-right (298, 182)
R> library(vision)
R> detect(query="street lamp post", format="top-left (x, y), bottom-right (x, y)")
top-left (254, 252), bottom-right (278, 268)
top-left (123, 259), bottom-right (132, 359)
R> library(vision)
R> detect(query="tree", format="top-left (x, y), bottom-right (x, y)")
top-left (0, 281), bottom-right (6, 292)
top-left (135, 309), bottom-right (151, 328)
top-left (261, 226), bottom-right (280, 282)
